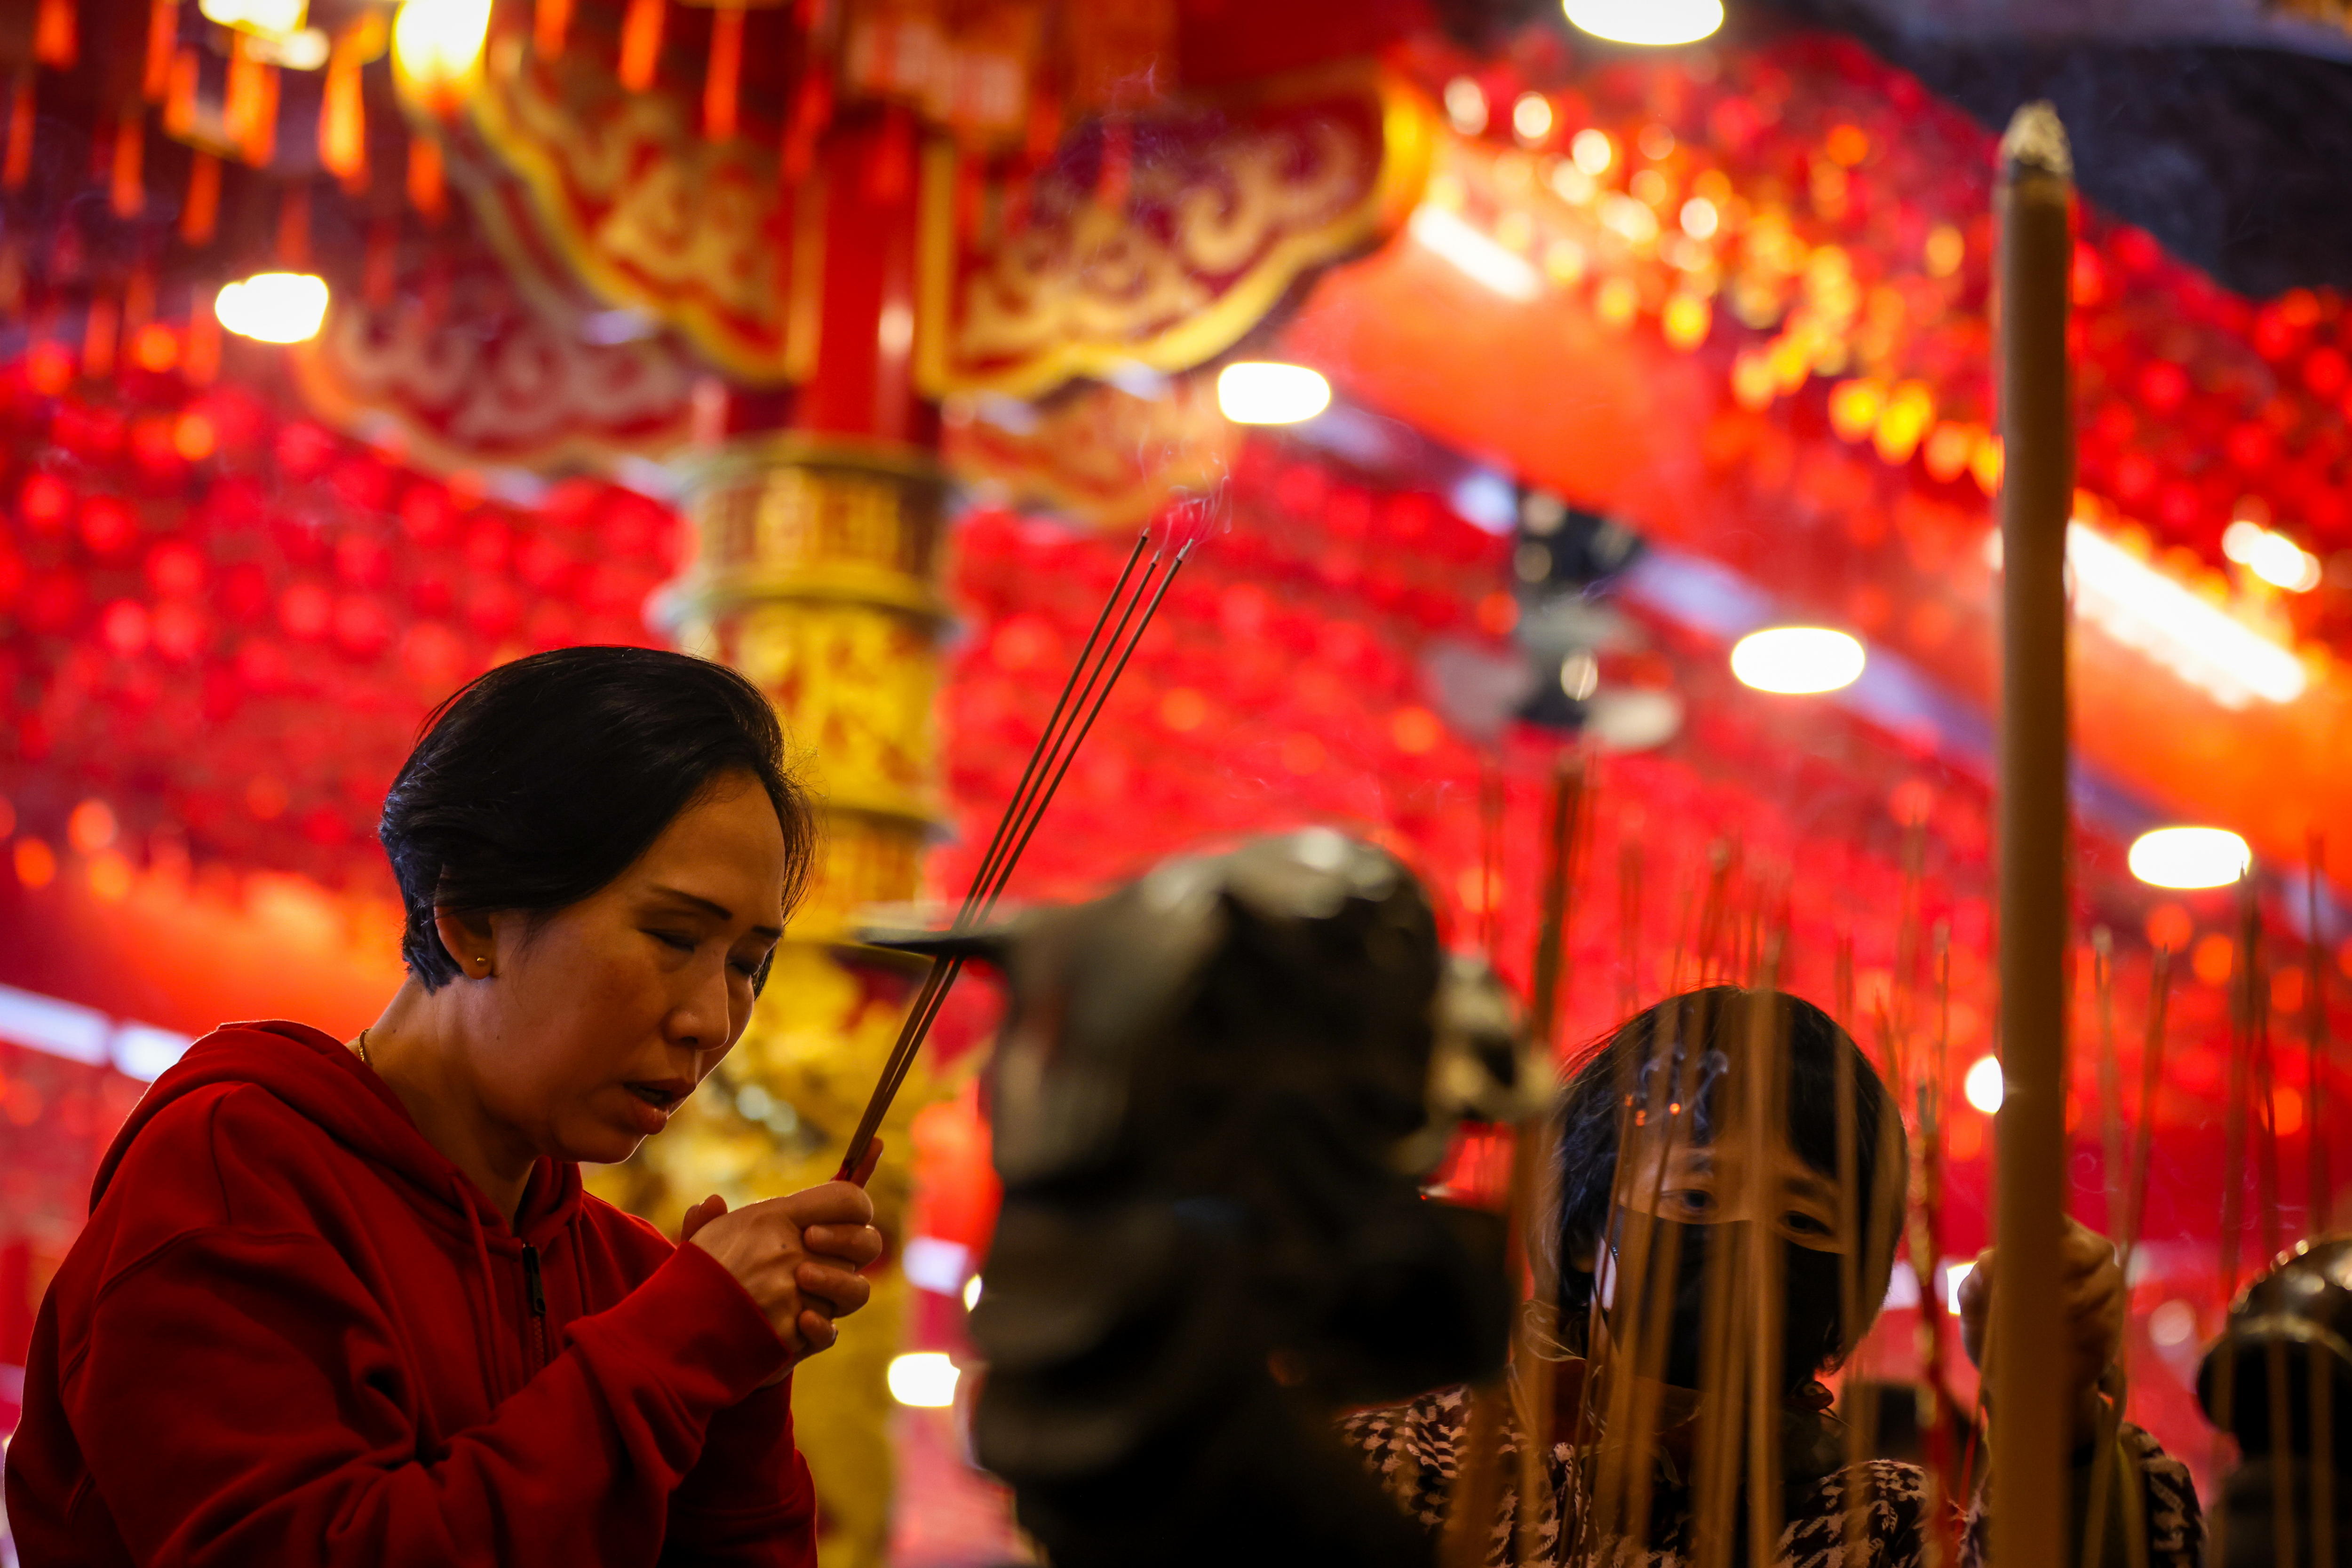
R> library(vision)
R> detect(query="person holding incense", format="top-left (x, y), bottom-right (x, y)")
top-left (4, 647), bottom-right (883, 1568)
top-left (1345, 985), bottom-right (2204, 1568)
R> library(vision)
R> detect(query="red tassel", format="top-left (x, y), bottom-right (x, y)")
top-left (143, 0), bottom-right (176, 102)
top-left (34, 0), bottom-right (76, 69)
top-left (181, 148), bottom-right (220, 244)
top-left (184, 290), bottom-right (221, 385)
top-left (617, 0), bottom-right (664, 92)
top-left (277, 183), bottom-right (311, 271)
top-left (534, 0), bottom-right (573, 57)
top-left (83, 294), bottom-right (118, 380)
top-left (407, 135), bottom-right (447, 223)
top-left (111, 110), bottom-right (144, 217)
top-left (224, 41), bottom-right (278, 166)
top-left (320, 32), bottom-right (368, 189)
top-left (703, 3), bottom-right (744, 142)
top-left (365, 218), bottom-right (397, 308)
top-left (782, 63), bottom-right (832, 181)
top-left (3, 71), bottom-right (31, 191)
top-left (865, 104), bottom-right (913, 203)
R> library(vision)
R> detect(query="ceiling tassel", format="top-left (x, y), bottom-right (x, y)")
top-left (83, 293), bottom-right (118, 380)
top-left (407, 135), bottom-right (447, 223)
top-left (703, 3), bottom-right (744, 142)
top-left (320, 31), bottom-right (369, 190)
top-left (111, 110), bottom-right (144, 217)
top-left (782, 63), bottom-right (832, 181)
top-left (34, 0), bottom-right (76, 69)
top-left (184, 289), bottom-right (221, 384)
top-left (4, 71), bottom-right (32, 191)
top-left (277, 182), bottom-right (311, 270)
top-left (223, 39), bottom-right (278, 166)
top-left (143, 0), bottom-right (175, 101)
top-left (180, 149), bottom-right (220, 244)
top-left (534, 0), bottom-right (572, 58)
top-left (617, 0), bottom-right (665, 92)
top-left (364, 217), bottom-right (397, 307)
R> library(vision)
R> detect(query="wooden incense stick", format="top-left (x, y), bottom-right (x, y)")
top-left (1990, 97), bottom-right (2076, 1568)
top-left (833, 519), bottom-right (1196, 1182)
top-left (2309, 834), bottom-right (2331, 1236)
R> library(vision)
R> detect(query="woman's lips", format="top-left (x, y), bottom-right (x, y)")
top-left (620, 1079), bottom-right (691, 1135)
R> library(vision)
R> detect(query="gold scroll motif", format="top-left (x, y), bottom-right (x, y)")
top-left (289, 245), bottom-right (698, 475)
top-left (460, 32), bottom-right (806, 382)
top-left (917, 68), bottom-right (1434, 398)
top-left (453, 23), bottom-right (1430, 398)
top-left (943, 369), bottom-right (1240, 528)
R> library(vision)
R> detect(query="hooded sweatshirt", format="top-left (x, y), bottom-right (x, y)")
top-left (2, 1021), bottom-right (818, 1568)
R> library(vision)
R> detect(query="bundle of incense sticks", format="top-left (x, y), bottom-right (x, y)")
top-left (832, 500), bottom-right (1214, 1185)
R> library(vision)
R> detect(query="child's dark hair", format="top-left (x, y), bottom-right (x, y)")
top-left (379, 646), bottom-right (814, 990)
top-left (1552, 985), bottom-right (1907, 1375)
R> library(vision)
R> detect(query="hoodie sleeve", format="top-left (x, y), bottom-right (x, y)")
top-left (658, 1380), bottom-right (819, 1567)
top-left (54, 1094), bottom-right (812, 1568)
top-left (60, 1227), bottom-right (807, 1568)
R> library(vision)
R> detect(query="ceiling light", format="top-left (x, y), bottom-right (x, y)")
top-left (1512, 93), bottom-right (1554, 143)
top-left (1570, 128), bottom-right (1614, 175)
top-left (199, 0), bottom-right (307, 33)
top-left (962, 1274), bottom-right (984, 1312)
top-left (1215, 361), bottom-right (1331, 425)
top-left (249, 25), bottom-right (330, 67)
top-left (392, 0), bottom-right (493, 106)
top-left (214, 272), bottom-right (330, 344)
top-left (1442, 77), bottom-right (1487, 135)
top-left (2128, 826), bottom-right (2251, 890)
top-left (2019, 523), bottom-right (2308, 707)
top-left (2221, 519), bottom-right (2323, 593)
top-left (1564, 0), bottom-right (1725, 46)
top-left (1963, 1054), bottom-right (2004, 1115)
top-left (1729, 626), bottom-right (1866, 694)
top-left (886, 1351), bottom-right (961, 1408)
top-left (1408, 206), bottom-right (1541, 301)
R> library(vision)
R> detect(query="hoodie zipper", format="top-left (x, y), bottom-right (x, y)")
top-left (521, 1243), bottom-right (548, 1372)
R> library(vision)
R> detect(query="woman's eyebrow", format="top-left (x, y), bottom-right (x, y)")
top-left (649, 887), bottom-right (787, 943)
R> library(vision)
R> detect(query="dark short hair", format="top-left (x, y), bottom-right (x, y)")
top-left (380, 647), bottom-right (815, 990)
top-left (1552, 985), bottom-right (1907, 1372)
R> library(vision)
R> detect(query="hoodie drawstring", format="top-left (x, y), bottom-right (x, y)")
top-left (459, 1177), bottom-right (507, 1398)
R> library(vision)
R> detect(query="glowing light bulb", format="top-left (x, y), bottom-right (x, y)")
top-left (962, 1274), bottom-right (984, 1312)
top-left (1728, 627), bottom-right (1866, 694)
top-left (1570, 128), bottom-right (1614, 175)
top-left (1512, 93), bottom-right (1555, 143)
top-left (2221, 520), bottom-right (2323, 593)
top-left (2128, 826), bottom-right (2250, 890)
top-left (213, 272), bottom-right (330, 344)
top-left (393, 0), bottom-right (493, 107)
top-left (1216, 361), bottom-right (1331, 425)
top-left (1963, 1055), bottom-right (2004, 1116)
top-left (199, 0), bottom-right (307, 34)
top-left (887, 1351), bottom-right (961, 1409)
top-left (1564, 0), bottom-right (1724, 46)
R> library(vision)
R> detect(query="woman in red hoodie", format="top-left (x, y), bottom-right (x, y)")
top-left (4, 646), bottom-right (885, 1567)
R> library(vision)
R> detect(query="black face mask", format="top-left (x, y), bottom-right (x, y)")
top-left (1601, 1219), bottom-right (1849, 1395)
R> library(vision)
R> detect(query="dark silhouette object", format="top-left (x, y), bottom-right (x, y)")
top-left (2198, 1235), bottom-right (2352, 1568)
top-left (887, 832), bottom-right (1514, 1568)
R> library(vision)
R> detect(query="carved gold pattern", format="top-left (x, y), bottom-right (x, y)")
top-left (915, 68), bottom-right (1435, 398)
top-left (943, 370), bottom-right (1240, 527)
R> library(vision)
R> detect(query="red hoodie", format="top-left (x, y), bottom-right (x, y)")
top-left (3, 1021), bottom-right (818, 1567)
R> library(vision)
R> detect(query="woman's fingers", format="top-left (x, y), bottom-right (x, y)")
top-left (679, 1193), bottom-right (728, 1242)
top-left (802, 1221), bottom-right (885, 1268)
top-left (795, 1261), bottom-right (873, 1319)
top-left (795, 1308), bottom-right (840, 1356)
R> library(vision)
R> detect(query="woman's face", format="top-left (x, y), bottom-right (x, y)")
top-left (1621, 1126), bottom-right (1850, 1253)
top-left (455, 770), bottom-right (788, 1167)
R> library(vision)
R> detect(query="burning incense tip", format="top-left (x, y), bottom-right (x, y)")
top-left (1155, 480), bottom-right (1228, 556)
top-left (1999, 100), bottom-right (2073, 179)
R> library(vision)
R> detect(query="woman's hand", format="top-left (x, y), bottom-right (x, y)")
top-left (1957, 1215), bottom-right (2126, 1444)
top-left (683, 1163), bottom-right (884, 1380)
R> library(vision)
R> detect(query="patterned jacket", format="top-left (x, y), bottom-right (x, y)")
top-left (1341, 1386), bottom-right (2204, 1568)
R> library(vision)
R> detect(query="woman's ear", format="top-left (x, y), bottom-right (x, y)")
top-left (434, 907), bottom-right (500, 980)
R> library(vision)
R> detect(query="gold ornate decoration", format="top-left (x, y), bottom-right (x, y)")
top-left (916, 66), bottom-right (1435, 398)
top-left (943, 369), bottom-right (1241, 528)
top-left (455, 31), bottom-right (814, 383)
top-left (452, 30), bottom-right (1430, 399)
top-left (289, 243), bottom-right (699, 475)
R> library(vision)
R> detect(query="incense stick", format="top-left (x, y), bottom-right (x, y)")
top-left (2309, 833), bottom-right (2330, 1237)
top-left (833, 521), bottom-right (1194, 1182)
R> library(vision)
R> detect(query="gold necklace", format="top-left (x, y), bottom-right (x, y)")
top-left (356, 1027), bottom-right (372, 1068)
